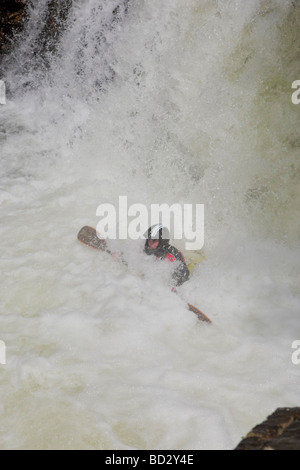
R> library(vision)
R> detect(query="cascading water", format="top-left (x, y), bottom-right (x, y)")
top-left (0, 0), bottom-right (299, 450)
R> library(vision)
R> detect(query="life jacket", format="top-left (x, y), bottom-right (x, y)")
top-left (144, 242), bottom-right (190, 286)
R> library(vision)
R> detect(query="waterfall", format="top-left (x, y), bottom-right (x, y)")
top-left (0, 0), bottom-right (299, 450)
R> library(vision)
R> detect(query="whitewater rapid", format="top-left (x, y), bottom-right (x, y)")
top-left (0, 0), bottom-right (299, 449)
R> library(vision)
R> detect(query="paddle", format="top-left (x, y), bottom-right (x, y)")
top-left (77, 226), bottom-right (212, 323)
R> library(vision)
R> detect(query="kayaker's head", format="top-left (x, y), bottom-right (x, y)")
top-left (144, 224), bottom-right (170, 255)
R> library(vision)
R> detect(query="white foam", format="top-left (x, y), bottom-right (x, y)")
top-left (0, 0), bottom-right (299, 450)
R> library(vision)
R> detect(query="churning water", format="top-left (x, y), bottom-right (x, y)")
top-left (0, 0), bottom-right (299, 449)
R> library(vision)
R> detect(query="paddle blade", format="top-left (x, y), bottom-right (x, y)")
top-left (187, 303), bottom-right (212, 323)
top-left (77, 226), bottom-right (107, 251)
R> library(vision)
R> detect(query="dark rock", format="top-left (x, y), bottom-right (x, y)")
top-left (34, 0), bottom-right (73, 60)
top-left (235, 408), bottom-right (300, 450)
top-left (0, 0), bottom-right (28, 55)
top-left (1, 0), bottom-right (132, 65)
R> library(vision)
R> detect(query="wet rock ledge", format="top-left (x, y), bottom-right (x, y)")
top-left (0, 0), bottom-right (131, 59)
top-left (235, 408), bottom-right (300, 450)
top-left (0, 0), bottom-right (27, 55)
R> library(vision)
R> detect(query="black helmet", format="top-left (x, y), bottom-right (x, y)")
top-left (146, 224), bottom-right (170, 242)
top-left (144, 224), bottom-right (170, 255)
